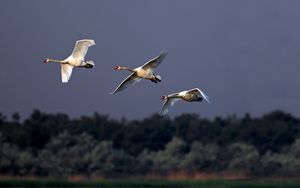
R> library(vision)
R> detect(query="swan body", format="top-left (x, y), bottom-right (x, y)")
top-left (43, 39), bottom-right (96, 83)
top-left (110, 52), bottom-right (167, 94)
top-left (160, 88), bottom-right (210, 116)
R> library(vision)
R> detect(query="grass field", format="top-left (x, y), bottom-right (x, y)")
top-left (1, 179), bottom-right (300, 188)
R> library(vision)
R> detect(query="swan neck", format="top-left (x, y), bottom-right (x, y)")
top-left (48, 58), bottom-right (65, 63)
top-left (168, 94), bottom-right (181, 98)
top-left (120, 66), bottom-right (135, 72)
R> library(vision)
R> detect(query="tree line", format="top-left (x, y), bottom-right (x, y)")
top-left (0, 110), bottom-right (300, 178)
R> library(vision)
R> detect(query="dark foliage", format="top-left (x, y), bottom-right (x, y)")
top-left (0, 110), bottom-right (300, 178)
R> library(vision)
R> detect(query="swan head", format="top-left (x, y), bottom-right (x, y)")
top-left (161, 96), bottom-right (167, 100)
top-left (114, 66), bottom-right (120, 70)
top-left (43, 58), bottom-right (50, 63)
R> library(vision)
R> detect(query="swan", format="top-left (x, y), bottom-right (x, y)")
top-left (110, 52), bottom-right (167, 94)
top-left (160, 88), bottom-right (211, 116)
top-left (43, 39), bottom-right (96, 83)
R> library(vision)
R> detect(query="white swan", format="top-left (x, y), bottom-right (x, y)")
top-left (160, 88), bottom-right (211, 116)
top-left (110, 52), bottom-right (167, 94)
top-left (43, 39), bottom-right (96, 83)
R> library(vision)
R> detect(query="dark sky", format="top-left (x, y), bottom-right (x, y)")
top-left (1, 0), bottom-right (300, 120)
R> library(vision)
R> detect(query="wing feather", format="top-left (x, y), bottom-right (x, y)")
top-left (110, 73), bottom-right (142, 94)
top-left (142, 52), bottom-right (167, 69)
top-left (71, 39), bottom-right (95, 59)
top-left (190, 88), bottom-right (211, 104)
top-left (61, 64), bottom-right (74, 83)
top-left (160, 98), bottom-right (181, 116)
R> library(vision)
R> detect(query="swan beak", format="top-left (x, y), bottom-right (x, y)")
top-left (114, 66), bottom-right (119, 70)
top-left (43, 59), bottom-right (48, 63)
top-left (161, 96), bottom-right (166, 100)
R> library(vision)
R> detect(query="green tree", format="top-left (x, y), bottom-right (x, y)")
top-left (181, 141), bottom-right (220, 172)
top-left (139, 137), bottom-right (189, 174)
top-left (86, 141), bottom-right (136, 177)
top-left (225, 143), bottom-right (260, 173)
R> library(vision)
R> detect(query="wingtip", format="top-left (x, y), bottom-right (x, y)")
top-left (77, 39), bottom-right (96, 45)
top-left (160, 51), bottom-right (168, 57)
top-left (159, 111), bottom-right (165, 117)
top-left (161, 112), bottom-right (168, 117)
top-left (160, 108), bottom-right (169, 116)
top-left (197, 89), bottom-right (211, 104)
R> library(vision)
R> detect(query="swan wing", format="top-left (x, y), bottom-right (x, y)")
top-left (71, 39), bottom-right (95, 59)
top-left (110, 73), bottom-right (142, 94)
top-left (189, 88), bottom-right (211, 104)
top-left (142, 52), bottom-right (167, 69)
top-left (160, 98), bottom-right (181, 116)
top-left (61, 64), bottom-right (74, 83)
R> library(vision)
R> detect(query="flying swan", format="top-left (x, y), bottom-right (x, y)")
top-left (43, 39), bottom-right (96, 83)
top-left (110, 52), bottom-right (167, 94)
top-left (160, 88), bottom-right (211, 116)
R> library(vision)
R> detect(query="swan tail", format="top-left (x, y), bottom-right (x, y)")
top-left (84, 60), bottom-right (95, 68)
top-left (155, 75), bottom-right (162, 82)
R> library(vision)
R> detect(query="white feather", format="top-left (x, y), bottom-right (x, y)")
top-left (61, 64), bottom-right (73, 83)
top-left (110, 73), bottom-right (142, 94)
top-left (142, 52), bottom-right (167, 69)
top-left (160, 98), bottom-right (181, 116)
top-left (70, 39), bottom-right (95, 60)
top-left (156, 75), bottom-right (162, 80)
top-left (197, 89), bottom-right (211, 104)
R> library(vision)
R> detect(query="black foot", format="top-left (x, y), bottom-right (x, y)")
top-left (154, 76), bottom-right (161, 82)
top-left (85, 64), bottom-right (94, 68)
top-left (151, 79), bottom-right (158, 83)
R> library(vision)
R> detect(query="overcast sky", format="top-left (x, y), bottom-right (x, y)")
top-left (1, 0), bottom-right (300, 120)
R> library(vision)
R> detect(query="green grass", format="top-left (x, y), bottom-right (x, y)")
top-left (1, 179), bottom-right (300, 188)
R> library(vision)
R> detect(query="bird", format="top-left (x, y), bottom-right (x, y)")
top-left (110, 52), bottom-right (167, 94)
top-left (43, 39), bottom-right (96, 83)
top-left (160, 88), bottom-right (211, 116)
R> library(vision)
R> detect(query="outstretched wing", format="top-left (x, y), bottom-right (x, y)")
top-left (160, 97), bottom-right (181, 116)
top-left (142, 52), bottom-right (167, 70)
top-left (61, 64), bottom-right (74, 83)
top-left (71, 39), bottom-right (95, 59)
top-left (189, 88), bottom-right (211, 104)
top-left (110, 73), bottom-right (142, 94)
